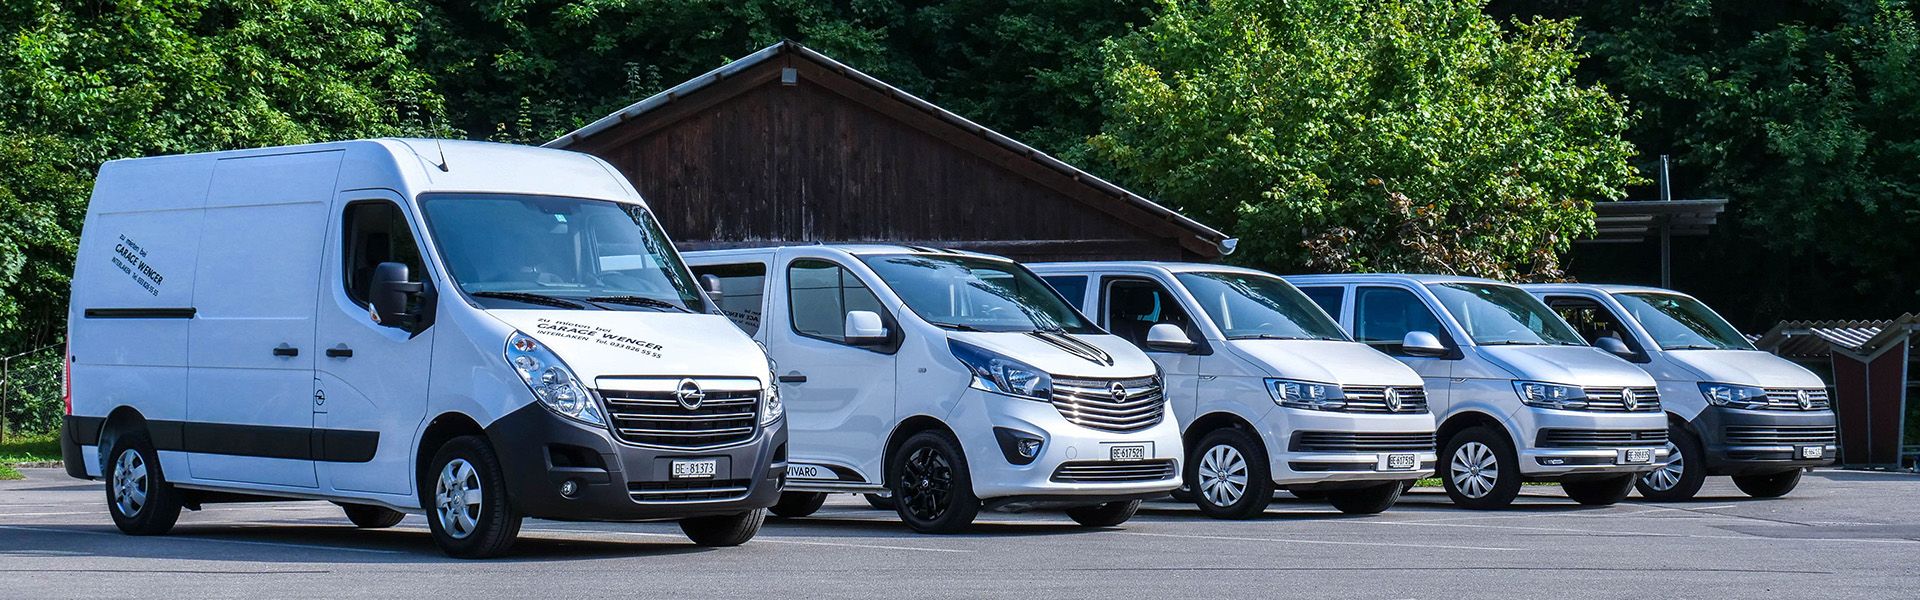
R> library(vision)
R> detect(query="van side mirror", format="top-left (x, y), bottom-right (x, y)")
top-left (1594, 336), bottom-right (1635, 359)
top-left (701, 274), bottom-right (724, 299)
top-left (844, 310), bottom-right (889, 346)
top-left (370, 262), bottom-right (429, 332)
top-left (1402, 331), bottom-right (1448, 357)
top-left (1145, 323), bottom-right (1197, 353)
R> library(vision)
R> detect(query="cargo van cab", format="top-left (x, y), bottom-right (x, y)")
top-left (1030, 262), bottom-right (1436, 518)
top-left (62, 139), bottom-right (784, 557)
top-left (1287, 274), bottom-right (1669, 509)
top-left (1524, 284), bottom-right (1836, 500)
top-left (686, 245), bottom-right (1181, 533)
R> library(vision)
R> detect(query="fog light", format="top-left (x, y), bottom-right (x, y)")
top-left (559, 479), bottom-right (582, 498)
top-left (1017, 439), bottom-right (1043, 459)
top-left (1540, 458), bottom-right (1566, 466)
top-left (993, 427), bottom-right (1045, 465)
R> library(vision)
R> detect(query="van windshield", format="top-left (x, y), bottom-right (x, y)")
top-left (1427, 283), bottom-right (1584, 346)
top-left (419, 194), bottom-right (707, 313)
top-left (1613, 292), bottom-right (1754, 350)
top-left (861, 254), bottom-right (1099, 334)
top-left (1176, 272), bottom-right (1347, 341)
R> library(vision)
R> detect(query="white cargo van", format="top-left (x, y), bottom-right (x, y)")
top-left (685, 245), bottom-right (1181, 533)
top-left (1287, 275), bottom-right (1669, 509)
top-left (1525, 284), bottom-right (1836, 500)
top-left (1030, 262), bottom-right (1436, 518)
top-left (61, 139), bottom-right (785, 557)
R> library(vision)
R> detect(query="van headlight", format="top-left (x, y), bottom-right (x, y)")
top-left (1514, 381), bottom-right (1589, 410)
top-left (506, 331), bottom-right (607, 426)
top-left (950, 340), bottom-right (1053, 401)
top-left (1268, 378), bottom-right (1346, 411)
top-left (1700, 383), bottom-right (1768, 410)
top-left (761, 347), bottom-right (784, 424)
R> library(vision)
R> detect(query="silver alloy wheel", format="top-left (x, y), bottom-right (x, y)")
top-left (1450, 441), bottom-right (1498, 499)
top-left (112, 449), bottom-right (148, 517)
top-left (435, 458), bottom-right (483, 540)
top-left (1642, 440), bottom-right (1684, 492)
top-left (1198, 444), bottom-right (1249, 507)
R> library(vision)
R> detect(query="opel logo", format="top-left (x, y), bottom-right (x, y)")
top-left (1796, 389), bottom-right (1812, 410)
top-left (1384, 388), bottom-right (1403, 413)
top-left (1109, 382), bottom-right (1128, 403)
top-left (1621, 388), bottom-right (1640, 412)
top-left (674, 378), bottom-right (706, 410)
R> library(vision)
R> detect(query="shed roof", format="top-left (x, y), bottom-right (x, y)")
top-left (1752, 314), bottom-right (1920, 359)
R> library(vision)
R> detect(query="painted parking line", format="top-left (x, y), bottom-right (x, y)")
top-left (0, 524), bottom-right (403, 555)
top-left (1110, 530), bottom-right (1522, 552)
top-left (522, 527), bottom-right (974, 554)
top-left (1349, 519), bottom-right (1920, 545)
top-left (1, 505), bottom-right (342, 519)
top-left (1406, 504), bottom-right (1741, 523)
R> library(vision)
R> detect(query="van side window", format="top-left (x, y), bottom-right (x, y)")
top-left (342, 201), bottom-right (425, 306)
top-left (1299, 286), bottom-right (1345, 319)
top-left (1104, 278), bottom-right (1195, 348)
top-left (1547, 296), bottom-right (1641, 353)
top-left (690, 262), bottom-right (767, 334)
top-left (1354, 286), bottom-right (1446, 355)
top-left (787, 259), bottom-right (883, 344)
top-left (1041, 275), bottom-right (1089, 312)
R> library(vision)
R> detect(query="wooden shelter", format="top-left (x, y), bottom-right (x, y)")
top-left (1754, 315), bottom-right (1920, 469)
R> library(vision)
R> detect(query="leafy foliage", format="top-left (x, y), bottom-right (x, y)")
top-left (1089, 0), bottom-right (1637, 280)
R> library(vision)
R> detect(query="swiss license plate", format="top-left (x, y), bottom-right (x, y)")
top-left (671, 459), bottom-right (717, 479)
top-left (1622, 448), bottom-right (1653, 464)
top-left (1799, 446), bottom-right (1825, 460)
top-left (1385, 453), bottom-right (1417, 470)
top-left (1110, 445), bottom-right (1147, 461)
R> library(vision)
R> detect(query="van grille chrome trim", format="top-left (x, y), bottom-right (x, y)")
top-left (1760, 388), bottom-right (1831, 411)
top-left (1049, 376), bottom-right (1165, 432)
top-left (1725, 425), bottom-right (1837, 446)
top-left (1536, 428), bottom-right (1668, 448)
top-left (595, 377), bottom-right (762, 449)
top-left (1338, 386), bottom-right (1429, 414)
top-left (1050, 460), bottom-right (1177, 483)
top-left (1579, 387), bottom-right (1662, 412)
top-left (628, 479), bottom-right (752, 503)
top-left (1289, 431), bottom-right (1436, 452)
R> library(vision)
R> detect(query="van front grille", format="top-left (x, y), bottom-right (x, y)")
top-left (1580, 387), bottom-right (1662, 412)
top-left (1536, 428), bottom-right (1667, 448)
top-left (1761, 388), bottom-right (1832, 410)
top-left (628, 479), bottom-right (751, 503)
top-left (595, 377), bottom-right (762, 449)
top-left (1290, 431), bottom-right (1436, 453)
top-left (1725, 425), bottom-right (1837, 446)
top-left (1050, 460), bottom-right (1177, 483)
top-left (1049, 376), bottom-right (1166, 432)
top-left (1339, 386), bottom-right (1428, 413)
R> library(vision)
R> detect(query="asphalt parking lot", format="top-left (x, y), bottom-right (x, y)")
top-left (2, 469), bottom-right (1916, 599)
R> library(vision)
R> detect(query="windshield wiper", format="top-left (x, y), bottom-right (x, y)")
top-left (470, 291), bottom-right (587, 309)
top-left (585, 295), bottom-right (693, 313)
top-left (1477, 340), bottom-right (1544, 346)
top-left (928, 321), bottom-right (986, 332)
top-left (1230, 333), bottom-right (1324, 341)
top-left (1666, 344), bottom-right (1725, 350)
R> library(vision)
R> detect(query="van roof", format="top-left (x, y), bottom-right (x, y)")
top-left (685, 243), bottom-right (1009, 261)
top-left (1283, 273), bottom-right (1511, 287)
top-left (1027, 261), bottom-right (1272, 277)
top-left (1521, 283), bottom-right (1690, 296)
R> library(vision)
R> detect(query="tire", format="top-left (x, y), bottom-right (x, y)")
top-left (1185, 428), bottom-right (1273, 519)
top-left (1732, 469), bottom-right (1803, 498)
top-left (863, 493), bottom-right (895, 510)
top-left (338, 503), bottom-right (406, 528)
top-left (1441, 426), bottom-right (1522, 510)
top-left (105, 431), bottom-right (183, 536)
top-left (1326, 482), bottom-right (1404, 515)
top-left (680, 509), bottom-right (765, 546)
top-left (1065, 500), bottom-right (1140, 527)
top-left (1636, 425), bottom-right (1707, 501)
top-left (770, 492), bottom-right (827, 518)
top-left (422, 435), bottom-right (523, 558)
top-left (1561, 475), bottom-right (1635, 506)
top-left (888, 430), bottom-right (981, 533)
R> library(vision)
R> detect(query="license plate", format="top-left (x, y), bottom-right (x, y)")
top-left (671, 459), bottom-right (717, 479)
top-left (1622, 448), bottom-right (1653, 464)
top-left (1110, 445), bottom-right (1147, 461)
top-left (1385, 453), bottom-right (1417, 470)
top-left (1800, 446), bottom-right (1825, 460)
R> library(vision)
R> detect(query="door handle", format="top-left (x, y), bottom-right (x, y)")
top-left (272, 344), bottom-right (299, 357)
top-left (325, 345), bottom-right (354, 359)
top-left (778, 373), bottom-right (807, 383)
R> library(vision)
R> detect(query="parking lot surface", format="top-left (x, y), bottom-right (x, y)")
top-left (2, 469), bottom-right (1916, 599)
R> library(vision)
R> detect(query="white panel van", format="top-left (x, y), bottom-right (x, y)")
top-left (1030, 262), bottom-right (1436, 518)
top-left (686, 245), bottom-right (1181, 533)
top-left (1287, 275), bottom-right (1669, 509)
top-left (62, 139), bottom-right (784, 557)
top-left (1525, 284), bottom-right (1836, 500)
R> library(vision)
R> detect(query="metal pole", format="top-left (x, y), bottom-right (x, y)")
top-left (1, 357), bottom-right (10, 444)
top-left (1659, 155), bottom-right (1672, 202)
top-left (1658, 155), bottom-right (1673, 287)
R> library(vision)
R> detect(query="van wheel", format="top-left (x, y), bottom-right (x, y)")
top-left (889, 430), bottom-right (980, 533)
top-left (1561, 475), bottom-right (1635, 505)
top-left (1637, 426), bottom-right (1706, 501)
top-left (1442, 426), bottom-right (1521, 509)
top-left (1066, 500), bottom-right (1140, 527)
top-left (1732, 469), bottom-right (1803, 498)
top-left (770, 492), bottom-right (827, 518)
top-left (105, 431), bottom-right (183, 535)
top-left (863, 493), bottom-right (894, 510)
top-left (423, 436), bottom-right (522, 558)
top-left (337, 503), bottom-right (406, 528)
top-left (680, 509), bottom-right (765, 546)
top-left (1326, 482), bottom-right (1404, 515)
top-left (1186, 428), bottom-right (1273, 519)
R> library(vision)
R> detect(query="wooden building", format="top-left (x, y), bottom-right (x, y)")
top-left (544, 41), bottom-right (1234, 262)
top-left (1754, 315), bottom-right (1919, 469)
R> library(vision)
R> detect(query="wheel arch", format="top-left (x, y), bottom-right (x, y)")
top-left (1183, 411), bottom-right (1265, 456)
top-left (414, 411), bottom-right (488, 504)
top-left (882, 414), bottom-right (958, 483)
top-left (1436, 410), bottom-right (1514, 448)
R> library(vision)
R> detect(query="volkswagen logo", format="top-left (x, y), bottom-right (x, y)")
top-left (1621, 388), bottom-right (1640, 412)
top-left (1796, 389), bottom-right (1812, 410)
top-left (1384, 388), bottom-right (1404, 413)
top-left (674, 378), bottom-right (706, 410)
top-left (1109, 382), bottom-right (1129, 403)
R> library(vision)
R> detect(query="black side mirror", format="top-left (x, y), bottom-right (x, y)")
top-left (370, 262), bottom-right (429, 332)
top-left (1594, 336), bottom-right (1636, 360)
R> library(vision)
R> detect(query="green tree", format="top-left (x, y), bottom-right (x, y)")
top-left (1089, 0), bottom-right (1637, 279)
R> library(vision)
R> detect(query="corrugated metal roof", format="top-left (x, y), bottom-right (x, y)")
top-left (1753, 314), bottom-right (1920, 359)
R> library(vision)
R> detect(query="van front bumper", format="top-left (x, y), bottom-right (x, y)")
top-left (1268, 408), bottom-right (1437, 486)
top-left (950, 388), bottom-right (1182, 504)
top-left (1515, 407), bottom-right (1669, 478)
top-left (485, 403), bottom-right (785, 521)
top-left (1694, 407), bottom-right (1838, 476)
